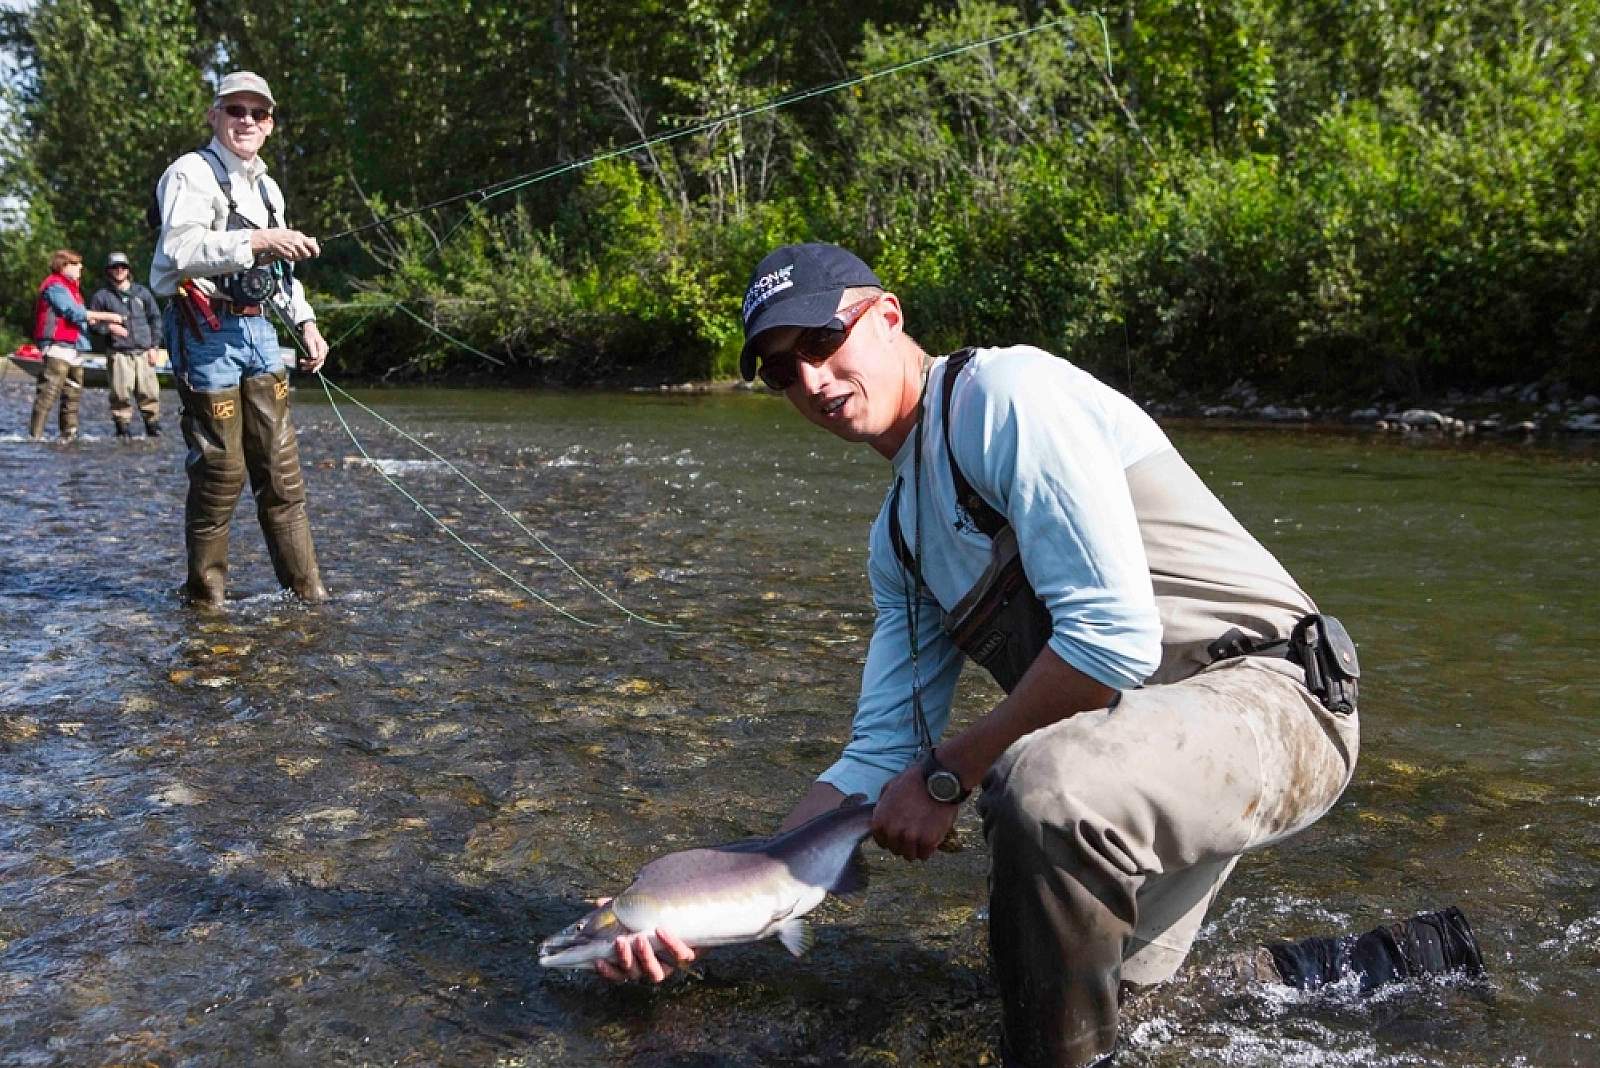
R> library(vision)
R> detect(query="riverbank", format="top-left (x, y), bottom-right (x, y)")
top-left (629, 375), bottom-right (1600, 440)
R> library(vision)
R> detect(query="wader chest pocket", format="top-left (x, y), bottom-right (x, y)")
top-left (943, 525), bottom-right (1052, 694)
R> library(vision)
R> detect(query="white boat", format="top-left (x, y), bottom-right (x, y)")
top-left (8, 344), bottom-right (297, 387)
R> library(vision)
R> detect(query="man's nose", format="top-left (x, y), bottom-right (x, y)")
top-left (794, 357), bottom-right (830, 392)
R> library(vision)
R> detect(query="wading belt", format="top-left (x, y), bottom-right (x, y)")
top-left (888, 349), bottom-right (1362, 713)
top-left (1207, 615), bottom-right (1362, 713)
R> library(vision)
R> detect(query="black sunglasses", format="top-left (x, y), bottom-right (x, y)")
top-left (757, 294), bottom-right (883, 391)
top-left (222, 104), bottom-right (274, 122)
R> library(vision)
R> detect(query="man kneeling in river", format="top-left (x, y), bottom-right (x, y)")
top-left (606, 243), bottom-right (1362, 1068)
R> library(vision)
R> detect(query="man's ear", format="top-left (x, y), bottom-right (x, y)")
top-left (877, 292), bottom-right (905, 339)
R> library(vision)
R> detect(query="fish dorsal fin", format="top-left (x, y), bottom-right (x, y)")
top-left (776, 918), bottom-right (813, 957)
top-left (829, 844), bottom-right (870, 897)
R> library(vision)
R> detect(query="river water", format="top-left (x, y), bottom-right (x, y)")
top-left (2, 372), bottom-right (1597, 1067)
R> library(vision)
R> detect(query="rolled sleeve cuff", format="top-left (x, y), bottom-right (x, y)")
top-left (818, 752), bottom-right (912, 804)
top-left (1048, 629), bottom-right (1159, 691)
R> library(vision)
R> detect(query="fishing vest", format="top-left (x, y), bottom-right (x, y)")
top-left (34, 272), bottom-right (83, 347)
top-left (148, 146), bottom-right (293, 302)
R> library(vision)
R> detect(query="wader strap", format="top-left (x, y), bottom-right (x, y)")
top-left (939, 347), bottom-right (1007, 538)
top-left (890, 347), bottom-right (992, 582)
top-left (195, 147), bottom-right (279, 228)
top-left (1206, 630), bottom-right (1290, 662)
top-left (191, 146), bottom-right (294, 308)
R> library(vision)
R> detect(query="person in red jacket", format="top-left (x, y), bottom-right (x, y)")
top-left (29, 249), bottom-right (123, 440)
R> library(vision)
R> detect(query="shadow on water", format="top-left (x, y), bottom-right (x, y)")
top-left (2, 376), bottom-right (1597, 1064)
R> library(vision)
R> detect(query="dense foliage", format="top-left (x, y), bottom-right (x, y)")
top-left (2, 0), bottom-right (1596, 398)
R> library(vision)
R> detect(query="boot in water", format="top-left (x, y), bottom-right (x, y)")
top-left (1244, 906), bottom-right (1485, 994)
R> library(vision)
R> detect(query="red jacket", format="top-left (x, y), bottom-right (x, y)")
top-left (34, 271), bottom-right (85, 346)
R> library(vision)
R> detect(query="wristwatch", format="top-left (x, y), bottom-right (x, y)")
top-left (921, 749), bottom-right (971, 804)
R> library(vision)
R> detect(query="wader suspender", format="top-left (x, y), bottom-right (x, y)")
top-left (888, 348), bottom-right (990, 580)
top-left (888, 349), bottom-right (1055, 695)
top-left (194, 146), bottom-right (280, 230)
top-left (191, 147), bottom-right (296, 301)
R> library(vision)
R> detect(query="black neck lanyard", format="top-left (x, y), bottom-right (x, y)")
top-left (899, 357), bottom-right (935, 755)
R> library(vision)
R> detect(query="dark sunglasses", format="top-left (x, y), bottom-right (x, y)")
top-left (222, 104), bottom-right (274, 122)
top-left (757, 294), bottom-right (883, 391)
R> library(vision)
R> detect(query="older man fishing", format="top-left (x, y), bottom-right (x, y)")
top-left (151, 70), bottom-right (329, 605)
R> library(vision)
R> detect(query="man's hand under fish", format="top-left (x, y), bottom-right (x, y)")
top-left (539, 802), bottom-right (878, 980)
top-left (592, 902), bottom-right (698, 984)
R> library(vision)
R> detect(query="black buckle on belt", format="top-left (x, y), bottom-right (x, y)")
top-left (1206, 629), bottom-right (1289, 662)
top-left (1209, 616), bottom-right (1360, 714)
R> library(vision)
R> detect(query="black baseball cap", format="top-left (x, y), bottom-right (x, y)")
top-left (739, 243), bottom-right (882, 381)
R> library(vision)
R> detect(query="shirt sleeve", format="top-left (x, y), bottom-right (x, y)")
top-left (949, 357), bottom-right (1162, 689)
top-left (44, 283), bottom-right (90, 329)
top-left (143, 289), bottom-right (163, 337)
top-left (156, 165), bottom-right (256, 280)
top-left (818, 502), bottom-right (966, 802)
top-left (86, 290), bottom-right (114, 334)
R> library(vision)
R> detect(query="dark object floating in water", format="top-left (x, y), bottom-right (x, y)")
top-left (1232, 906), bottom-right (1485, 994)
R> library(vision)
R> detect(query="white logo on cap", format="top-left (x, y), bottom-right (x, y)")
top-left (742, 264), bottom-right (795, 325)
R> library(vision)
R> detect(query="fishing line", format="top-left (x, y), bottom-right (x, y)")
top-left (275, 15), bottom-right (1095, 636)
top-left (277, 302), bottom-right (857, 640)
top-left (268, 299), bottom-right (622, 628)
top-left (316, 374), bottom-right (676, 629)
top-left (318, 380), bottom-right (606, 629)
top-left (388, 303), bottom-right (505, 367)
top-left (317, 15), bottom-right (1079, 246)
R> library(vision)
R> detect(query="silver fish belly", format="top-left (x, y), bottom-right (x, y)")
top-left (539, 802), bottom-right (875, 970)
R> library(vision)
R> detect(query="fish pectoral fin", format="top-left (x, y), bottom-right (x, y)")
top-left (776, 918), bottom-right (813, 958)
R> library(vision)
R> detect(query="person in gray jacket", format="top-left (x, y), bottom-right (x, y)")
top-left (89, 251), bottom-right (164, 438)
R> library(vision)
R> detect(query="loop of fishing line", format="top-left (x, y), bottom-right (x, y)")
top-left (268, 303), bottom-right (617, 626)
top-left (317, 16), bottom-right (1079, 248)
top-left (279, 305), bottom-right (860, 644)
top-left (270, 15), bottom-right (1106, 642)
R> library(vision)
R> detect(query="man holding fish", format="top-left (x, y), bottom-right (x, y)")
top-left (590, 243), bottom-right (1362, 1068)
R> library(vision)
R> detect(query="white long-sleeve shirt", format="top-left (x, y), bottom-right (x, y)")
top-left (819, 346), bottom-right (1315, 801)
top-left (150, 137), bottom-right (315, 326)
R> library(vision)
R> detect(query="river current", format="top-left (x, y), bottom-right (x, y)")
top-left (2, 372), bottom-right (1596, 1066)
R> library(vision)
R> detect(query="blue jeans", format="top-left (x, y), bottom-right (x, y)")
top-left (165, 304), bottom-right (283, 391)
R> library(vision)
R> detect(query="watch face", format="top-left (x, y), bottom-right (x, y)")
top-left (927, 769), bottom-right (962, 803)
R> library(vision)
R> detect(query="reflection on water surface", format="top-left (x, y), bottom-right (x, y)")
top-left (2, 376), bottom-right (1597, 1066)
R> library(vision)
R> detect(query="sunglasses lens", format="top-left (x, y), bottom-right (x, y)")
top-left (758, 356), bottom-right (796, 391)
top-left (793, 325), bottom-right (847, 362)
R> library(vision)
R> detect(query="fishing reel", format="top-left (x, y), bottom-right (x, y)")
top-left (225, 264), bottom-right (280, 304)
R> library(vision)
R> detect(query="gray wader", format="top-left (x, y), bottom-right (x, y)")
top-left (29, 353), bottom-right (84, 440)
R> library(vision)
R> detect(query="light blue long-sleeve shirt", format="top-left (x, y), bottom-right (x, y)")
top-left (819, 346), bottom-right (1171, 801)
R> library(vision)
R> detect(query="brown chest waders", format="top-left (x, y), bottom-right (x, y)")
top-left (240, 371), bottom-right (326, 602)
top-left (178, 379), bottom-right (246, 605)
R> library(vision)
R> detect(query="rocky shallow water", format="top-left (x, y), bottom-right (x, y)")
top-left (2, 373), bottom-right (1597, 1066)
